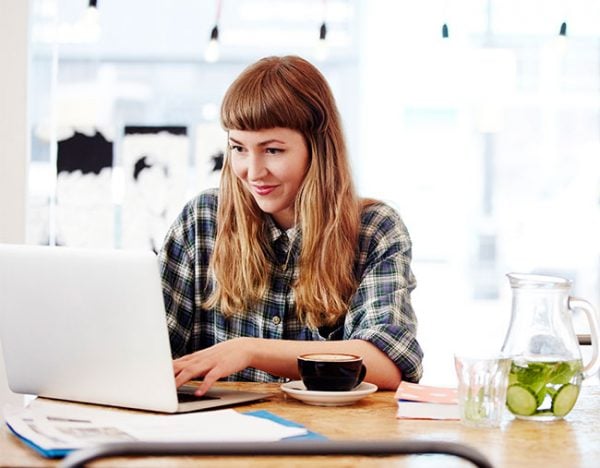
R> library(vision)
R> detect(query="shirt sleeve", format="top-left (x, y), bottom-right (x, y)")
top-left (158, 202), bottom-right (197, 359)
top-left (344, 204), bottom-right (424, 383)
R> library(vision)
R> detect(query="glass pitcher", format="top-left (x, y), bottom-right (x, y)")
top-left (501, 273), bottom-right (600, 421)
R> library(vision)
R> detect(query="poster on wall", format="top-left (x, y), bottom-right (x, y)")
top-left (195, 123), bottom-right (227, 191)
top-left (120, 126), bottom-right (189, 252)
top-left (55, 128), bottom-right (115, 248)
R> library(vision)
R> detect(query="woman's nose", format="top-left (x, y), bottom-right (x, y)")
top-left (246, 153), bottom-right (267, 180)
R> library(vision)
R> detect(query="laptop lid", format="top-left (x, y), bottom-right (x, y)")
top-left (0, 245), bottom-right (271, 413)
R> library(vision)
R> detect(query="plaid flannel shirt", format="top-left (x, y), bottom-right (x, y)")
top-left (159, 189), bottom-right (423, 383)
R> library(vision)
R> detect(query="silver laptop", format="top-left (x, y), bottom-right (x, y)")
top-left (0, 244), bottom-right (272, 413)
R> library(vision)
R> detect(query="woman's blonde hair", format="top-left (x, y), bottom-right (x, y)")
top-left (205, 55), bottom-right (361, 329)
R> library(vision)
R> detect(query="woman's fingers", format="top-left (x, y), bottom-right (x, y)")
top-left (173, 350), bottom-right (209, 376)
top-left (174, 358), bottom-right (212, 387)
top-left (173, 351), bottom-right (225, 388)
top-left (172, 338), bottom-right (253, 392)
top-left (194, 368), bottom-right (223, 396)
top-left (174, 366), bottom-right (198, 388)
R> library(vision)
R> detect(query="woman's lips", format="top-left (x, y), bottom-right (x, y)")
top-left (253, 185), bottom-right (277, 196)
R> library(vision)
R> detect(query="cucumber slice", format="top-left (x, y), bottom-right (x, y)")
top-left (506, 384), bottom-right (538, 416)
top-left (551, 383), bottom-right (580, 417)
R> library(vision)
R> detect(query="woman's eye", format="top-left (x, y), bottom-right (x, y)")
top-left (266, 148), bottom-right (283, 155)
top-left (230, 145), bottom-right (244, 153)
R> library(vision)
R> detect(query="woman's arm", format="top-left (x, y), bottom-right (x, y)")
top-left (337, 203), bottom-right (423, 384)
top-left (174, 337), bottom-right (401, 396)
top-left (252, 338), bottom-right (401, 387)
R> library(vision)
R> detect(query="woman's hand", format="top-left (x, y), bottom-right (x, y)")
top-left (173, 337), bottom-right (255, 396)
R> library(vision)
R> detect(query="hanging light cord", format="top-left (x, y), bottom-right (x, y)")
top-left (212, 0), bottom-right (223, 37)
top-left (204, 0), bottom-right (223, 62)
top-left (320, 0), bottom-right (327, 40)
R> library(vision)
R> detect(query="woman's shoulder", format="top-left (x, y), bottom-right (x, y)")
top-left (188, 187), bottom-right (219, 207)
top-left (357, 198), bottom-right (412, 258)
top-left (359, 198), bottom-right (408, 234)
top-left (169, 188), bottom-right (220, 235)
top-left (161, 189), bottom-right (220, 261)
top-left (180, 188), bottom-right (219, 216)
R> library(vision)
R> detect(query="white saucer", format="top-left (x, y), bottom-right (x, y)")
top-left (280, 381), bottom-right (378, 406)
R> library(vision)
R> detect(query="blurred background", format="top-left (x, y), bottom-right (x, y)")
top-left (10, 0), bottom-right (600, 384)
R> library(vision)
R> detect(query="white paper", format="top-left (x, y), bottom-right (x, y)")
top-left (120, 409), bottom-right (306, 442)
top-left (4, 404), bottom-right (135, 450)
top-left (4, 401), bottom-right (307, 451)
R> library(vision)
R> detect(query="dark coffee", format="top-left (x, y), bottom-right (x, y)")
top-left (297, 353), bottom-right (366, 391)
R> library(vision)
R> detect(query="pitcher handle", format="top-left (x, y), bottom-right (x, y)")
top-left (569, 296), bottom-right (600, 380)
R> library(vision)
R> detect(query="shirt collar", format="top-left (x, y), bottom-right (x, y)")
top-left (265, 215), bottom-right (300, 245)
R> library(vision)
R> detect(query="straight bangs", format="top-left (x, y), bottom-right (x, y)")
top-left (221, 59), bottom-right (314, 133)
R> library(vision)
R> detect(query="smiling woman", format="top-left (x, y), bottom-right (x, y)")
top-left (158, 55), bottom-right (423, 396)
top-left (228, 128), bottom-right (309, 229)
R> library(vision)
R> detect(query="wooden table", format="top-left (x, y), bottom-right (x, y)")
top-left (2, 382), bottom-right (599, 467)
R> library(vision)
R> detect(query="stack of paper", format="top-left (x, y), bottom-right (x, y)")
top-left (3, 399), bottom-right (310, 458)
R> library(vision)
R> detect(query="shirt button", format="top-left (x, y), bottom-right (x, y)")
top-left (272, 316), bottom-right (281, 325)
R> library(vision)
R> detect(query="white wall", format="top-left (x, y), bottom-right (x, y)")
top-left (0, 0), bottom-right (30, 416)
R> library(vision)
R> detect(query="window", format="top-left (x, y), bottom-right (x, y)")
top-left (28, 0), bottom-right (600, 384)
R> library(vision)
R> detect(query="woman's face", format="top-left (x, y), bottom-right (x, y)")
top-left (229, 127), bottom-right (309, 230)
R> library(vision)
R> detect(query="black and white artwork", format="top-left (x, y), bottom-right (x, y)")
top-left (55, 128), bottom-right (115, 247)
top-left (120, 126), bottom-right (189, 252)
top-left (195, 123), bottom-right (227, 191)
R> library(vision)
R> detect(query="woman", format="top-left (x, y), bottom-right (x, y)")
top-left (159, 55), bottom-right (423, 396)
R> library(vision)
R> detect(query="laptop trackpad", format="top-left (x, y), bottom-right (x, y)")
top-left (177, 392), bottom-right (219, 403)
top-left (175, 385), bottom-right (274, 413)
top-left (177, 385), bottom-right (220, 403)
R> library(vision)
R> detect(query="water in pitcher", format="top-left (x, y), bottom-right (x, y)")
top-left (501, 273), bottom-right (599, 421)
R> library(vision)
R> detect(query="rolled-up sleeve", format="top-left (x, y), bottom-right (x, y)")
top-left (344, 204), bottom-right (424, 383)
